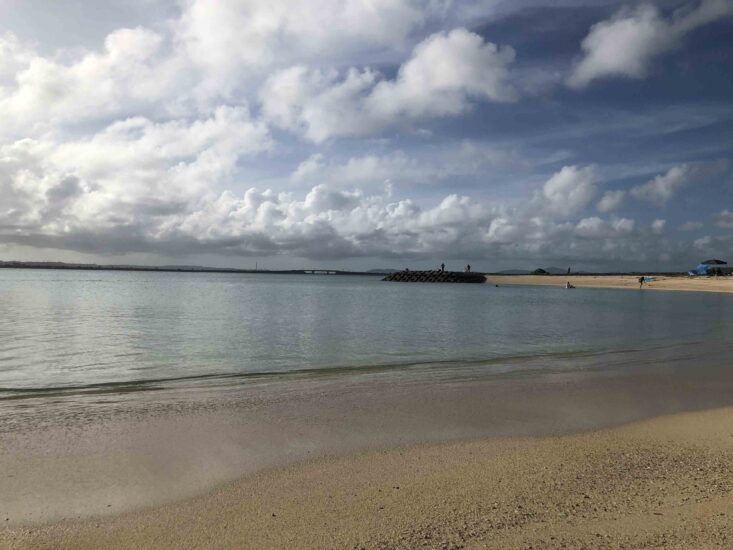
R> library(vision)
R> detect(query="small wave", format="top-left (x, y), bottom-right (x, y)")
top-left (2, 339), bottom-right (723, 403)
top-left (0, 346), bottom-right (636, 401)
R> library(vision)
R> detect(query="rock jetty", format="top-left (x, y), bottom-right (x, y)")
top-left (382, 271), bottom-right (486, 283)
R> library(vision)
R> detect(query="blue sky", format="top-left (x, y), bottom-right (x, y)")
top-left (0, 0), bottom-right (731, 271)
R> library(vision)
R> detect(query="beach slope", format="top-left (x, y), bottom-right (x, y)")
top-left (3, 407), bottom-right (732, 549)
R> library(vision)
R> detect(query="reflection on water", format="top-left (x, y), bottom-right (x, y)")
top-left (1, 269), bottom-right (731, 396)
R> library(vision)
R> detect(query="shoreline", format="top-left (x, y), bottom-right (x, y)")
top-left (4, 405), bottom-right (732, 549)
top-left (2, 342), bottom-right (733, 544)
top-left (486, 274), bottom-right (733, 294)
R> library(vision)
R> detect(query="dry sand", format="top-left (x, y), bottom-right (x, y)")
top-left (3, 406), bottom-right (732, 550)
top-left (486, 274), bottom-right (733, 294)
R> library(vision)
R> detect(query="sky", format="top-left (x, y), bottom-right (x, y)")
top-left (0, 0), bottom-right (732, 271)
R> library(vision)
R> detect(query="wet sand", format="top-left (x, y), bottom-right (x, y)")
top-left (2, 342), bottom-right (733, 548)
top-left (3, 406), bottom-right (732, 549)
top-left (486, 274), bottom-right (733, 293)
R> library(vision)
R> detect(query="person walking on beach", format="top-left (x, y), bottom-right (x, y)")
top-left (638, 276), bottom-right (644, 288)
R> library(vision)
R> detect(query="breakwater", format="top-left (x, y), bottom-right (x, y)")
top-left (383, 270), bottom-right (486, 283)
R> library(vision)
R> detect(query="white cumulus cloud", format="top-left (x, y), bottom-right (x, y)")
top-left (596, 190), bottom-right (626, 212)
top-left (540, 165), bottom-right (598, 217)
top-left (630, 160), bottom-right (728, 206)
top-left (575, 215), bottom-right (635, 239)
top-left (260, 28), bottom-right (517, 142)
top-left (1, 148), bottom-right (662, 263)
top-left (176, 0), bottom-right (430, 84)
top-left (567, 0), bottom-right (733, 88)
top-left (651, 218), bottom-right (666, 234)
top-left (0, 28), bottom-right (183, 138)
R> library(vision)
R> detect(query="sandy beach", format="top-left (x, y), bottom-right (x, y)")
top-left (2, 406), bottom-right (731, 549)
top-left (486, 274), bottom-right (733, 294)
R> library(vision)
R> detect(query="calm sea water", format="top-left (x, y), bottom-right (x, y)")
top-left (1, 269), bottom-right (732, 396)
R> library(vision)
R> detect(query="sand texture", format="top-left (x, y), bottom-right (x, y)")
top-left (486, 274), bottom-right (733, 293)
top-left (3, 406), bottom-right (732, 550)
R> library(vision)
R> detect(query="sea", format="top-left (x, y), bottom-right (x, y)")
top-left (1, 268), bottom-right (732, 402)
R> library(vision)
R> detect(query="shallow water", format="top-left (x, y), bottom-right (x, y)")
top-left (1, 269), bottom-right (732, 399)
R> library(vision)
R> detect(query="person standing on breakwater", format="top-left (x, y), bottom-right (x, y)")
top-left (441, 263), bottom-right (445, 272)
top-left (466, 264), bottom-right (471, 272)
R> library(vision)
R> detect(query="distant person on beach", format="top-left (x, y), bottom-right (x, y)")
top-left (638, 276), bottom-right (644, 288)
top-left (567, 267), bottom-right (571, 275)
